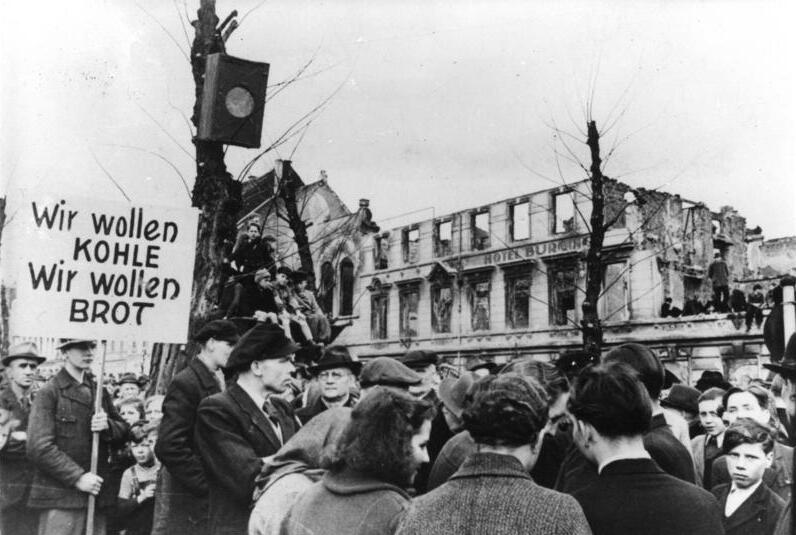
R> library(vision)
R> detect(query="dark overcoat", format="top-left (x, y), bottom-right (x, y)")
top-left (0, 384), bottom-right (34, 508)
top-left (711, 441), bottom-right (793, 501)
top-left (712, 482), bottom-right (785, 535)
top-left (572, 458), bottom-right (724, 535)
top-left (26, 368), bottom-right (128, 510)
top-left (195, 383), bottom-right (298, 535)
top-left (555, 413), bottom-right (695, 493)
top-left (152, 358), bottom-right (222, 535)
top-left (295, 395), bottom-right (354, 426)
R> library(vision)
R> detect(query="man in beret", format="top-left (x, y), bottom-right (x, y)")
top-left (195, 323), bottom-right (301, 535)
top-left (296, 346), bottom-right (361, 425)
top-left (0, 343), bottom-right (46, 535)
top-left (27, 339), bottom-right (128, 535)
top-left (401, 350), bottom-right (441, 403)
top-left (358, 357), bottom-right (421, 398)
top-left (153, 319), bottom-right (240, 535)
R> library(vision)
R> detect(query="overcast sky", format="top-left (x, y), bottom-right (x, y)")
top-left (2, 0), bottom-right (795, 240)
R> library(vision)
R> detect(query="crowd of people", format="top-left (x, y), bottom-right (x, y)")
top-left (1, 318), bottom-right (795, 535)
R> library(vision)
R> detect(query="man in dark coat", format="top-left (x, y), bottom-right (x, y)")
top-left (569, 363), bottom-right (723, 535)
top-left (711, 418), bottom-right (785, 535)
top-left (26, 339), bottom-right (128, 535)
top-left (0, 342), bottom-right (46, 535)
top-left (195, 323), bottom-right (301, 535)
top-left (152, 320), bottom-right (239, 535)
top-left (555, 343), bottom-right (695, 493)
top-left (296, 346), bottom-right (361, 425)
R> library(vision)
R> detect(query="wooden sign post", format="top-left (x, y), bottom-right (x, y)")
top-left (85, 340), bottom-right (108, 535)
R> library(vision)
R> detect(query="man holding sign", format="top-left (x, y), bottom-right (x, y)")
top-left (26, 339), bottom-right (128, 535)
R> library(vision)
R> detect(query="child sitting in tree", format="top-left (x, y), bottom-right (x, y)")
top-left (291, 270), bottom-right (331, 342)
top-left (117, 421), bottom-right (161, 535)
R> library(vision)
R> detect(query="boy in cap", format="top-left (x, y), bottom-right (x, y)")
top-left (27, 339), bottom-right (128, 535)
top-left (153, 319), bottom-right (240, 535)
top-left (358, 357), bottom-right (421, 398)
top-left (0, 342), bottom-right (46, 535)
top-left (296, 346), bottom-right (361, 425)
top-left (195, 323), bottom-right (301, 535)
top-left (712, 418), bottom-right (785, 535)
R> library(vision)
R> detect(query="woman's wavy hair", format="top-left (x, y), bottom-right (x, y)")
top-left (326, 387), bottom-right (435, 486)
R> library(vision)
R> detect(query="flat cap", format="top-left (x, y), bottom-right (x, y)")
top-left (56, 339), bottom-right (97, 351)
top-left (117, 373), bottom-right (141, 386)
top-left (400, 349), bottom-right (439, 370)
top-left (194, 319), bottom-right (241, 345)
top-left (226, 323), bottom-right (301, 369)
top-left (661, 384), bottom-right (700, 414)
top-left (359, 357), bottom-right (421, 389)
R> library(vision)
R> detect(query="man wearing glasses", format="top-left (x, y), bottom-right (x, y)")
top-left (296, 346), bottom-right (361, 425)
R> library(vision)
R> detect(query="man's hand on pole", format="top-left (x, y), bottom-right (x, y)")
top-left (76, 473), bottom-right (104, 495)
top-left (90, 411), bottom-right (109, 433)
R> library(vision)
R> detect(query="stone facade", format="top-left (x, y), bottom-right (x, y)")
top-left (335, 178), bottom-right (771, 385)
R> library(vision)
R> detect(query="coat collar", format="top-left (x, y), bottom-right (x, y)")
top-left (599, 457), bottom-right (665, 477)
top-left (189, 357), bottom-right (221, 392)
top-left (718, 482), bottom-right (773, 530)
top-left (53, 368), bottom-right (94, 406)
top-left (227, 382), bottom-right (282, 451)
top-left (323, 469), bottom-right (410, 499)
top-left (450, 452), bottom-right (533, 482)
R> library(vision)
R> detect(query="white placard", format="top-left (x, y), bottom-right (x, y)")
top-left (8, 196), bottom-right (199, 344)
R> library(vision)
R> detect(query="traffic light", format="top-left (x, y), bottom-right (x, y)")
top-left (197, 53), bottom-right (270, 148)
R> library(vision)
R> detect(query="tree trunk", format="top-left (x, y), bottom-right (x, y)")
top-left (148, 0), bottom-right (240, 393)
top-left (582, 120), bottom-right (606, 357)
top-left (278, 160), bottom-right (315, 288)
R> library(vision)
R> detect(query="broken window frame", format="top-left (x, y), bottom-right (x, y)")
top-left (470, 210), bottom-right (491, 251)
top-left (430, 282), bottom-right (454, 334)
top-left (339, 257), bottom-right (355, 316)
top-left (433, 219), bottom-right (453, 258)
top-left (373, 234), bottom-right (389, 270)
top-left (601, 260), bottom-right (629, 322)
top-left (509, 200), bottom-right (530, 241)
top-left (504, 267), bottom-right (532, 329)
top-left (465, 272), bottom-right (492, 331)
top-left (368, 278), bottom-right (390, 340)
top-left (552, 191), bottom-right (576, 234)
top-left (398, 282), bottom-right (421, 338)
top-left (548, 261), bottom-right (578, 326)
top-left (402, 226), bottom-right (420, 264)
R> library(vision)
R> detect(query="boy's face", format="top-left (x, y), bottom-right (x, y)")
top-left (726, 442), bottom-right (772, 489)
top-left (131, 441), bottom-right (154, 465)
top-left (725, 391), bottom-right (769, 426)
top-left (698, 398), bottom-right (725, 436)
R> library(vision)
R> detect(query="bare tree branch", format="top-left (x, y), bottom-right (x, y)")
top-left (90, 149), bottom-right (131, 202)
top-left (238, 0), bottom-right (269, 28)
top-left (135, 101), bottom-right (196, 161)
top-left (134, 0), bottom-right (190, 63)
top-left (100, 143), bottom-right (192, 201)
top-left (172, 0), bottom-right (192, 48)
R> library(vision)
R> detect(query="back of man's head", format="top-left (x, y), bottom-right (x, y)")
top-left (568, 363), bottom-right (652, 439)
top-left (461, 373), bottom-right (549, 448)
top-left (603, 343), bottom-right (665, 399)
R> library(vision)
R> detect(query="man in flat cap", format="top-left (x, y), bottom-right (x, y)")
top-left (116, 373), bottom-right (143, 402)
top-left (358, 357), bottom-right (421, 398)
top-left (26, 339), bottom-right (128, 535)
top-left (296, 346), bottom-right (361, 425)
top-left (0, 342), bottom-right (46, 535)
top-left (195, 323), bottom-right (301, 535)
top-left (401, 350), bottom-right (441, 403)
top-left (153, 319), bottom-right (240, 535)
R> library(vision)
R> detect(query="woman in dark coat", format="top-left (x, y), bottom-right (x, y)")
top-left (280, 388), bottom-right (435, 535)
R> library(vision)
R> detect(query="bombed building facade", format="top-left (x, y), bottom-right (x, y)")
top-left (334, 178), bottom-right (779, 384)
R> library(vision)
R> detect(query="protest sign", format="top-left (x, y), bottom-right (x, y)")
top-left (8, 196), bottom-right (199, 344)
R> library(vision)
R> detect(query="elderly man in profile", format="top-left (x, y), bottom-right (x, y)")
top-left (401, 350), bottom-right (441, 403)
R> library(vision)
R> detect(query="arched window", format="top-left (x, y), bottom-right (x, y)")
top-left (339, 258), bottom-right (355, 316)
top-left (319, 261), bottom-right (335, 314)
